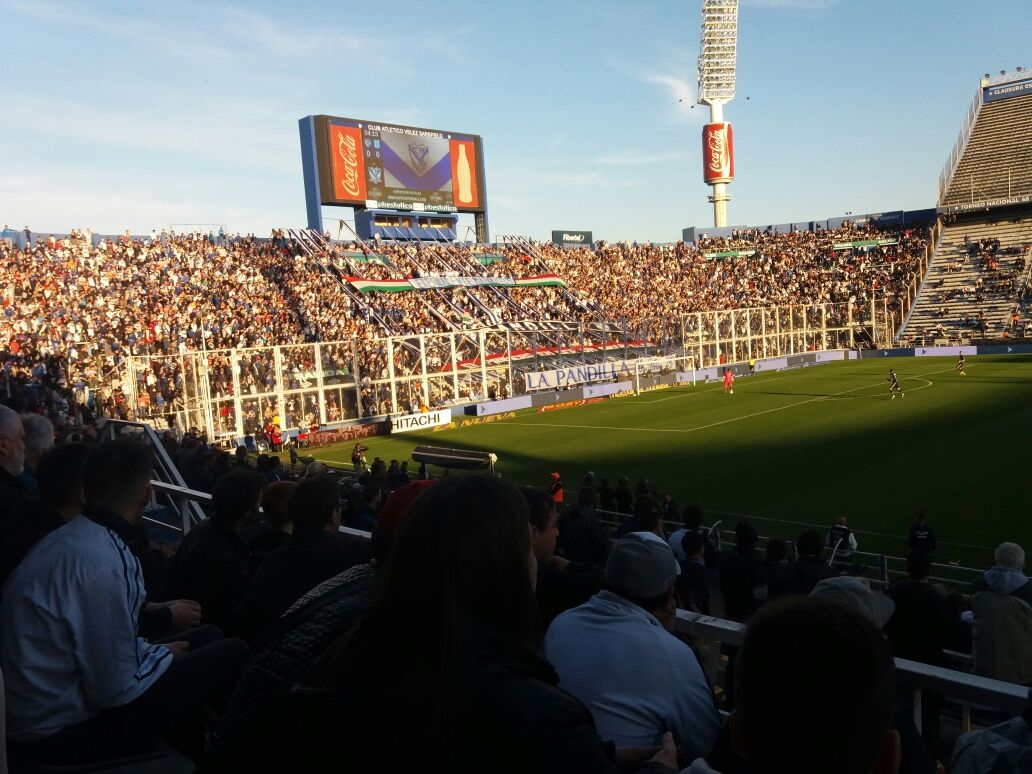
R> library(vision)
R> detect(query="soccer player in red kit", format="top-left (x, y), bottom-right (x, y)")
top-left (723, 368), bottom-right (734, 395)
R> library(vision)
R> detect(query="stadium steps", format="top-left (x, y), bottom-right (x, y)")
top-left (901, 215), bottom-right (1031, 342)
top-left (941, 92), bottom-right (1032, 207)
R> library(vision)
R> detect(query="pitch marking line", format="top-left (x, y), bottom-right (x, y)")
top-left (503, 367), bottom-right (951, 435)
top-left (640, 375), bottom-right (794, 403)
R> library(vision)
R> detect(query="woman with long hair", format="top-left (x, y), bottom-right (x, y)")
top-left (294, 474), bottom-right (676, 773)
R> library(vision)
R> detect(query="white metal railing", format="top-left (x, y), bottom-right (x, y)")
top-left (676, 610), bottom-right (1028, 730)
top-left (939, 88), bottom-right (984, 205)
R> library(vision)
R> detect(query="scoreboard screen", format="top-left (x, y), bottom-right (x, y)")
top-left (306, 114), bottom-right (486, 213)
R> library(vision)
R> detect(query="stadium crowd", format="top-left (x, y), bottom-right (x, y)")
top-left (2, 396), bottom-right (1031, 771)
top-left (1, 220), bottom-right (930, 435)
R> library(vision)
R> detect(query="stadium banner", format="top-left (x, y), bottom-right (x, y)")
top-left (524, 359), bottom-right (640, 390)
top-left (410, 276), bottom-right (514, 290)
top-left (914, 345), bottom-right (978, 357)
top-left (815, 351), bottom-right (848, 363)
top-left (551, 230), bottom-right (594, 247)
top-left (695, 367), bottom-right (724, 382)
top-left (831, 238), bottom-right (898, 249)
top-left (348, 278), bottom-right (412, 293)
top-left (434, 411), bottom-right (517, 431)
top-left (786, 353), bottom-right (820, 369)
top-left (702, 249), bottom-right (756, 260)
top-left (940, 194), bottom-right (1032, 215)
top-left (530, 388), bottom-right (584, 407)
top-left (983, 76), bottom-right (1032, 104)
top-left (584, 382), bottom-right (631, 398)
top-left (751, 357), bottom-right (787, 372)
top-left (513, 274), bottom-right (566, 287)
top-left (857, 348), bottom-right (915, 359)
top-left (343, 251), bottom-right (387, 263)
top-left (308, 422), bottom-right (382, 446)
top-left (976, 344), bottom-right (1032, 355)
top-left (390, 410), bottom-right (451, 434)
top-left (468, 396), bottom-right (532, 416)
top-left (349, 275), bottom-right (564, 293)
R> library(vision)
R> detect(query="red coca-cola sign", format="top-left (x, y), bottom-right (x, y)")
top-left (702, 122), bottom-right (735, 184)
top-left (328, 124), bottom-right (367, 202)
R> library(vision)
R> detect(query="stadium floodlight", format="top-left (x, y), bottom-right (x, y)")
top-left (696, 0), bottom-right (739, 228)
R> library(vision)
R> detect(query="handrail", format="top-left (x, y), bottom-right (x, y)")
top-left (939, 88), bottom-right (984, 205)
top-left (675, 610), bottom-right (1029, 719)
top-left (98, 419), bottom-right (207, 532)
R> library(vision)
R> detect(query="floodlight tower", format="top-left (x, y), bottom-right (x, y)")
top-left (697, 0), bottom-right (739, 228)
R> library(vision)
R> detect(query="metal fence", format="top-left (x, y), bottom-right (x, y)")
top-left (118, 300), bottom-right (877, 443)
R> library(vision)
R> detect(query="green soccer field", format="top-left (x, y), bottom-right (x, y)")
top-left (314, 355), bottom-right (1032, 570)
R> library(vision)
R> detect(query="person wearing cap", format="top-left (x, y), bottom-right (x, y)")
top-left (548, 471), bottom-right (564, 506)
top-left (809, 575), bottom-right (896, 630)
top-left (545, 532), bottom-right (721, 757)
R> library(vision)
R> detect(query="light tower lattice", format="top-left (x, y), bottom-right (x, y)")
top-left (697, 0), bottom-right (739, 228)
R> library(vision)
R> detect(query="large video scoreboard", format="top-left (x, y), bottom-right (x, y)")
top-left (300, 114), bottom-right (487, 221)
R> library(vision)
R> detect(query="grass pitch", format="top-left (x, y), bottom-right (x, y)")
top-left (316, 355), bottom-right (1032, 570)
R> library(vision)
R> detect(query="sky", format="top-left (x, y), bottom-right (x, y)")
top-left (2, 0), bottom-right (1030, 243)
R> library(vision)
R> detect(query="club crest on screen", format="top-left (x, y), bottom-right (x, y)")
top-left (409, 143), bottom-right (430, 175)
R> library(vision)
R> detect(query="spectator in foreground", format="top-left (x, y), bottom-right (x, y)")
top-left (294, 474), bottom-right (678, 773)
top-left (668, 505), bottom-right (717, 566)
top-left (0, 404), bottom-right (29, 518)
top-left (558, 484), bottom-right (609, 567)
top-left (244, 479), bottom-right (296, 573)
top-left (688, 597), bottom-right (899, 774)
top-left (523, 486), bottom-right (603, 628)
top-left (238, 474), bottom-right (370, 644)
top-left (950, 688), bottom-right (1032, 773)
top-left (716, 520), bottom-right (767, 621)
top-left (165, 468), bottom-right (265, 634)
top-left (18, 411), bottom-right (55, 495)
top-left (885, 551), bottom-right (952, 754)
top-left (970, 541), bottom-right (1032, 684)
top-left (0, 443), bottom-right (90, 590)
top-left (546, 532), bottom-right (721, 758)
top-left (201, 479), bottom-right (435, 772)
top-left (677, 531), bottom-right (725, 618)
top-left (1, 441), bottom-right (247, 765)
top-left (767, 529), bottom-right (837, 600)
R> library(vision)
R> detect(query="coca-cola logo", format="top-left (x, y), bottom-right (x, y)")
top-left (337, 130), bottom-right (361, 198)
top-left (706, 128), bottom-right (728, 173)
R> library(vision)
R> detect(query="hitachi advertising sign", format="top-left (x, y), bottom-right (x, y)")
top-left (390, 410), bottom-right (451, 434)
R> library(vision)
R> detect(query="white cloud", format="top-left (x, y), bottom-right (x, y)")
top-left (644, 73), bottom-right (699, 115)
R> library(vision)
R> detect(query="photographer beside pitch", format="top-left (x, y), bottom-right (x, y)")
top-left (351, 442), bottom-right (369, 472)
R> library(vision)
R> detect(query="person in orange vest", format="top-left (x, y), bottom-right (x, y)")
top-left (549, 472), bottom-right (564, 506)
